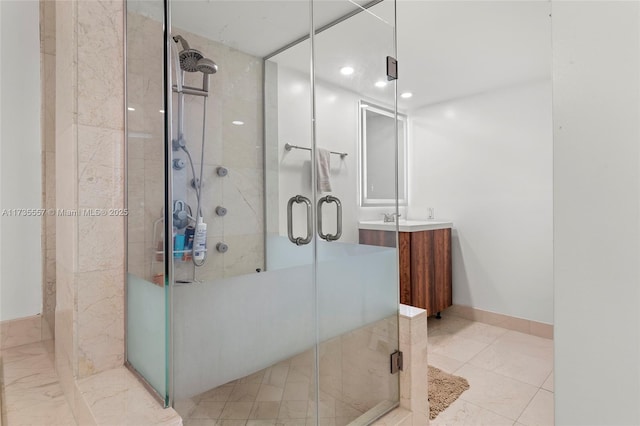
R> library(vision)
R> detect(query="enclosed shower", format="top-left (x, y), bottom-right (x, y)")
top-left (125, 1), bottom-right (401, 424)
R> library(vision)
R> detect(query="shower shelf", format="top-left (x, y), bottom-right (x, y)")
top-left (151, 217), bottom-right (208, 266)
top-left (154, 249), bottom-right (208, 255)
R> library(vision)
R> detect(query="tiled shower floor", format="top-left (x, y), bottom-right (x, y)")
top-left (176, 348), bottom-right (365, 426)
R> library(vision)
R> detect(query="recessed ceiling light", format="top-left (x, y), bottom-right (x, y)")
top-left (375, 81), bottom-right (387, 88)
top-left (400, 92), bottom-right (413, 99)
top-left (127, 107), bottom-right (135, 111)
top-left (232, 120), bottom-right (244, 126)
top-left (340, 66), bottom-right (354, 76)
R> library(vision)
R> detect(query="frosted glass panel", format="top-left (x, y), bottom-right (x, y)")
top-left (173, 237), bottom-right (396, 399)
top-left (126, 274), bottom-right (166, 397)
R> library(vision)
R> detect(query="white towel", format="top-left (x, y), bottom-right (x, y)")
top-left (316, 148), bottom-right (332, 193)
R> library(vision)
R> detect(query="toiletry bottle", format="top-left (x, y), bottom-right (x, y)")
top-left (174, 234), bottom-right (185, 259)
top-left (183, 226), bottom-right (195, 261)
top-left (193, 217), bottom-right (207, 262)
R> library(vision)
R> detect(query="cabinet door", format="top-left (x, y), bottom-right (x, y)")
top-left (432, 228), bottom-right (452, 313)
top-left (410, 229), bottom-right (452, 315)
top-left (399, 232), bottom-right (411, 306)
top-left (409, 231), bottom-right (430, 311)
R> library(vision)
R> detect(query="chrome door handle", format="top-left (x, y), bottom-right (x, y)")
top-left (317, 195), bottom-right (342, 242)
top-left (287, 195), bottom-right (312, 245)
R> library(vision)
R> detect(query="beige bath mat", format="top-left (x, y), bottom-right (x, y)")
top-left (428, 365), bottom-right (470, 420)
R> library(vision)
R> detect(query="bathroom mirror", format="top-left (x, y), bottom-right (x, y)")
top-left (360, 101), bottom-right (407, 206)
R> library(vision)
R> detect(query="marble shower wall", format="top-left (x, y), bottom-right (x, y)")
top-left (55, 0), bottom-right (126, 401)
top-left (41, 0), bottom-right (56, 340)
top-left (126, 12), bottom-right (264, 284)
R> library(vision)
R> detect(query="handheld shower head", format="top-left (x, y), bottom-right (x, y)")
top-left (196, 58), bottom-right (218, 74)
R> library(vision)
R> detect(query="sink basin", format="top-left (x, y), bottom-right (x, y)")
top-left (358, 219), bottom-right (453, 232)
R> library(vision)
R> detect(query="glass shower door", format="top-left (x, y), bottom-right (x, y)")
top-left (312, 0), bottom-right (400, 423)
top-left (168, 1), bottom-right (320, 422)
top-left (125, 0), bottom-right (169, 405)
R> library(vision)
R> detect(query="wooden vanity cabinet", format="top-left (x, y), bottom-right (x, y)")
top-left (359, 228), bottom-right (452, 316)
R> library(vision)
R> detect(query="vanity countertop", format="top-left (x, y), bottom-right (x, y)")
top-left (358, 219), bottom-right (453, 232)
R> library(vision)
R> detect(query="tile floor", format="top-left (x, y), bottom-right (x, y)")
top-left (176, 349), bottom-right (367, 426)
top-left (0, 315), bottom-right (553, 426)
top-left (428, 314), bottom-right (554, 426)
top-left (0, 340), bottom-right (77, 426)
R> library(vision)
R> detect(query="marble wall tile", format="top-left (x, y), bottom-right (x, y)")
top-left (78, 124), bottom-right (124, 210)
top-left (43, 53), bottom-right (57, 153)
top-left (77, 215), bottom-right (125, 273)
top-left (222, 167), bottom-right (264, 236)
top-left (45, 150), bottom-right (56, 208)
top-left (55, 266), bottom-right (77, 409)
top-left (397, 306), bottom-right (429, 425)
top-left (127, 203), bottom-right (145, 245)
top-left (0, 315), bottom-right (42, 349)
top-left (222, 233), bottom-right (264, 277)
top-left (127, 241), bottom-right (146, 276)
top-left (222, 95), bottom-right (264, 170)
top-left (76, 268), bottom-right (125, 377)
top-left (41, 0), bottom-right (56, 55)
top-left (55, 0), bottom-right (77, 131)
top-left (77, 0), bottom-right (124, 130)
top-left (55, 124), bottom-right (78, 272)
top-left (127, 135), bottom-right (145, 160)
top-left (41, 316), bottom-right (54, 341)
top-left (43, 247), bottom-right (57, 337)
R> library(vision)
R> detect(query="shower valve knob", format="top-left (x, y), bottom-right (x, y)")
top-left (216, 166), bottom-right (229, 177)
top-left (216, 242), bottom-right (229, 253)
top-left (215, 206), bottom-right (227, 216)
top-left (173, 159), bottom-right (186, 170)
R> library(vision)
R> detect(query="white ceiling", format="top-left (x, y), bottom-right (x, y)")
top-left (396, 1), bottom-right (551, 110)
top-left (130, 0), bottom-right (552, 111)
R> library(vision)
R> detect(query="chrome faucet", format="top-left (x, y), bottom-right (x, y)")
top-left (382, 213), bottom-right (400, 223)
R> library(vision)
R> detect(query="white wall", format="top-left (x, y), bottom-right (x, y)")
top-left (0, 1), bottom-right (42, 321)
top-left (553, 2), bottom-right (640, 423)
top-left (409, 80), bottom-right (553, 324)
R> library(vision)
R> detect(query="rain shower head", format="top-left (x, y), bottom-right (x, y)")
top-left (179, 49), bottom-right (204, 72)
top-left (173, 35), bottom-right (204, 72)
top-left (196, 58), bottom-right (218, 74)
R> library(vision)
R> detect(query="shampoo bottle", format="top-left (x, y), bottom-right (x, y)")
top-left (193, 217), bottom-right (207, 262)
